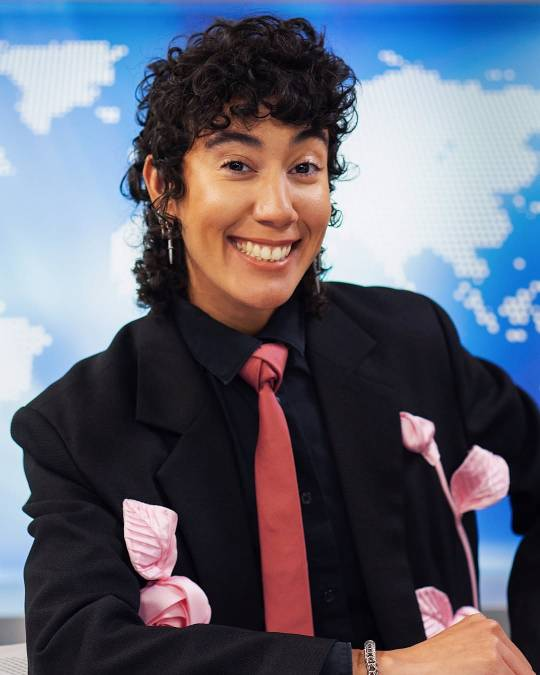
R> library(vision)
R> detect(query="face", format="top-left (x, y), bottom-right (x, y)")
top-left (144, 108), bottom-right (331, 333)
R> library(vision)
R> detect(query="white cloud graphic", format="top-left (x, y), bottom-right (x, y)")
top-left (110, 218), bottom-right (143, 299)
top-left (377, 49), bottom-right (407, 68)
top-left (328, 61), bottom-right (540, 340)
top-left (0, 40), bottom-right (128, 134)
top-left (0, 302), bottom-right (52, 402)
top-left (498, 280), bottom-right (540, 338)
top-left (95, 105), bottom-right (121, 124)
top-left (0, 146), bottom-right (14, 176)
top-left (454, 282), bottom-right (500, 334)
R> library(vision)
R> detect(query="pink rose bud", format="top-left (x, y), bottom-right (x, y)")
top-left (400, 412), bottom-right (441, 466)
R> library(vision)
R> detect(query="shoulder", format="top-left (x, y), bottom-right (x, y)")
top-left (14, 310), bottom-right (180, 430)
top-left (325, 279), bottom-right (432, 309)
top-left (11, 308), bottom-right (192, 485)
top-left (323, 280), bottom-right (453, 342)
top-left (26, 315), bottom-right (141, 411)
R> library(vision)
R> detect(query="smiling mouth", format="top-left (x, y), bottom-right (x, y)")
top-left (229, 237), bottom-right (298, 263)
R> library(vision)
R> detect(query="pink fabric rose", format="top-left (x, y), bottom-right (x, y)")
top-left (400, 412), bottom-right (510, 610)
top-left (399, 412), bottom-right (440, 466)
top-left (123, 498), bottom-right (211, 628)
top-left (400, 413), bottom-right (509, 515)
top-left (450, 445), bottom-right (510, 514)
top-left (139, 576), bottom-right (212, 628)
top-left (416, 586), bottom-right (479, 638)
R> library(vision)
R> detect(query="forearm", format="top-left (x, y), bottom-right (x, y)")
top-left (352, 649), bottom-right (366, 674)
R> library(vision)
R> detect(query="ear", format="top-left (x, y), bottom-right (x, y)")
top-left (143, 154), bottom-right (166, 204)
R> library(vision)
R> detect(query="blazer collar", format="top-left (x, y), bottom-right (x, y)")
top-left (133, 293), bottom-right (379, 436)
top-left (306, 293), bottom-right (377, 371)
top-left (134, 311), bottom-right (207, 434)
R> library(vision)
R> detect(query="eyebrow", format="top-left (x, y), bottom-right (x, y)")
top-left (203, 127), bottom-right (328, 150)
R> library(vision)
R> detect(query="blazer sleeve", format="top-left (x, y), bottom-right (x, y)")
top-left (428, 298), bottom-right (540, 668)
top-left (11, 405), bottom-right (336, 675)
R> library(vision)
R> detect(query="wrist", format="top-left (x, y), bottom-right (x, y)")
top-left (352, 648), bottom-right (365, 675)
top-left (377, 647), bottom-right (430, 675)
top-left (352, 648), bottom-right (398, 674)
top-left (377, 650), bottom-right (395, 672)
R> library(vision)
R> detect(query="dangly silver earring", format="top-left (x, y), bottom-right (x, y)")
top-left (157, 212), bottom-right (174, 266)
top-left (165, 224), bottom-right (174, 266)
top-left (313, 251), bottom-right (323, 294)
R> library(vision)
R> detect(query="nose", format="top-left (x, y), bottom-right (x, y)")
top-left (252, 170), bottom-right (298, 229)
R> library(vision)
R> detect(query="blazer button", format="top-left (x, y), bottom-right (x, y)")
top-left (323, 588), bottom-right (336, 604)
top-left (301, 491), bottom-right (312, 505)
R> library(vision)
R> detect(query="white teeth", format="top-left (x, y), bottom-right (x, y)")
top-left (232, 238), bottom-right (294, 262)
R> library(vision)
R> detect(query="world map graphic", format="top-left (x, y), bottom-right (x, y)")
top-left (0, 3), bottom-right (538, 616)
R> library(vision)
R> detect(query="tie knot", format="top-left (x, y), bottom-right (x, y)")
top-left (239, 343), bottom-right (288, 393)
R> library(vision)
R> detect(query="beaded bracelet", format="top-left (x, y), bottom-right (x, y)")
top-left (363, 639), bottom-right (378, 675)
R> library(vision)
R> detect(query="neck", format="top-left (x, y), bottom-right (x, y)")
top-left (187, 288), bottom-right (275, 335)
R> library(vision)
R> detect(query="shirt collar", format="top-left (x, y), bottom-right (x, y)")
top-left (171, 290), bottom-right (306, 385)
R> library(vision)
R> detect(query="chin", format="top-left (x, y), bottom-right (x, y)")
top-left (238, 284), bottom-right (297, 312)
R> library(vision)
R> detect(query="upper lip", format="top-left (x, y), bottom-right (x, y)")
top-left (229, 236), bottom-right (300, 246)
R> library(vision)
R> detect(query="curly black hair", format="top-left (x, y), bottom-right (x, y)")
top-left (121, 14), bottom-right (358, 315)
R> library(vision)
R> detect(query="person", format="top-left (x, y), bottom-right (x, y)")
top-left (11, 14), bottom-right (539, 675)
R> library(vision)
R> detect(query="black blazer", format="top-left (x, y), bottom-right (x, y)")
top-left (11, 282), bottom-right (540, 674)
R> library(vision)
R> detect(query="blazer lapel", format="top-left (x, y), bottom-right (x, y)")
top-left (135, 313), bottom-right (263, 629)
top-left (307, 298), bottom-right (426, 648)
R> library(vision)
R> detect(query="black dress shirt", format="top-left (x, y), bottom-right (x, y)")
top-left (171, 291), bottom-right (380, 674)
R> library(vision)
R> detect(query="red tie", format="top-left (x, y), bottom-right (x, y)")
top-left (240, 343), bottom-right (314, 636)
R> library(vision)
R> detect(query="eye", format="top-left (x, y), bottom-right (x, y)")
top-left (291, 162), bottom-right (321, 175)
top-left (220, 160), bottom-right (250, 173)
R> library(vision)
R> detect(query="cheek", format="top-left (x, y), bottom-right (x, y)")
top-left (178, 200), bottom-right (238, 250)
top-left (299, 189), bottom-right (332, 236)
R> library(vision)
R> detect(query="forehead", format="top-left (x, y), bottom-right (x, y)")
top-left (195, 107), bottom-right (329, 153)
